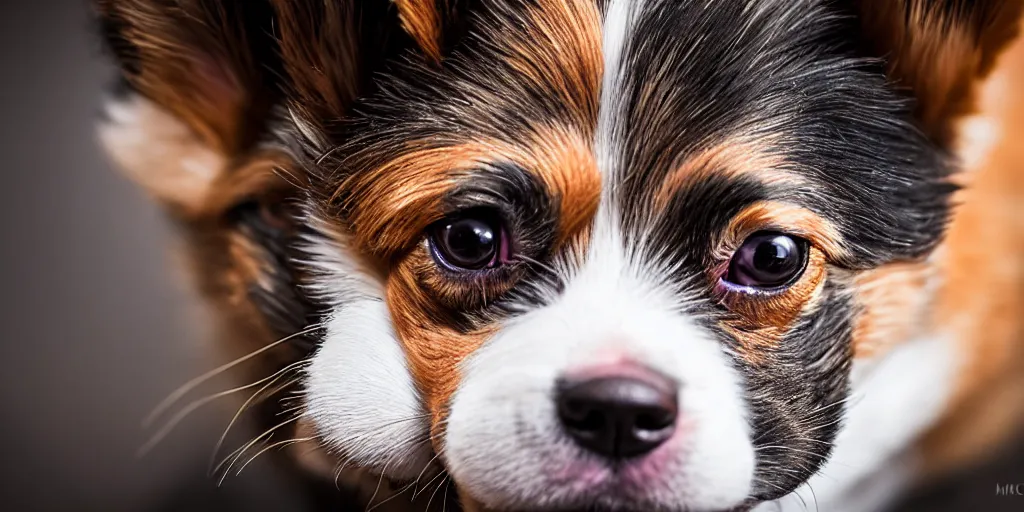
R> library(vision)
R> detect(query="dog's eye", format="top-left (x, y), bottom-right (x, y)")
top-left (429, 212), bottom-right (506, 271)
top-left (725, 232), bottom-right (808, 289)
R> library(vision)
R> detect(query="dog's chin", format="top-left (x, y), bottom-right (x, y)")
top-left (457, 485), bottom-right (759, 512)
top-left (458, 494), bottom-right (759, 512)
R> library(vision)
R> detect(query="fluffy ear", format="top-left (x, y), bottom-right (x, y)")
top-left (853, 0), bottom-right (1023, 145)
top-left (95, 0), bottom-right (283, 215)
top-left (270, 0), bottom-right (469, 131)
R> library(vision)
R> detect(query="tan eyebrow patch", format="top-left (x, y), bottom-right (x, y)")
top-left (510, 128), bottom-right (602, 246)
top-left (653, 137), bottom-right (797, 212)
top-left (719, 200), bottom-right (848, 262)
top-left (341, 126), bottom-right (600, 258)
top-left (339, 143), bottom-right (484, 256)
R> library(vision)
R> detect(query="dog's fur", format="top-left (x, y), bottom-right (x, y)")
top-left (96, 1), bottom-right (1024, 511)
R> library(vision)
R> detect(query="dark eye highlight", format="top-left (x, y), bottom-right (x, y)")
top-left (428, 211), bottom-right (508, 271)
top-left (724, 232), bottom-right (808, 290)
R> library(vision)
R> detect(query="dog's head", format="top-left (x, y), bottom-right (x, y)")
top-left (97, 1), bottom-right (1020, 510)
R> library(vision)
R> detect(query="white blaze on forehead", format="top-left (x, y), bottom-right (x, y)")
top-left (596, 0), bottom-right (644, 185)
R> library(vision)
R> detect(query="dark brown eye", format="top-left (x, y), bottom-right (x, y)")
top-left (725, 232), bottom-right (808, 289)
top-left (429, 213), bottom-right (505, 271)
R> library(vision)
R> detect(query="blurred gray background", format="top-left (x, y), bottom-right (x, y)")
top-left (0, 1), bottom-right (301, 510)
top-left (0, 1), bottom-right (1019, 511)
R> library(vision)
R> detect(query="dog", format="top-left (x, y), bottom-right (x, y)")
top-left (95, 1), bottom-right (1024, 511)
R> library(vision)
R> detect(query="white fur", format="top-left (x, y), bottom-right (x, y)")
top-left (304, 298), bottom-right (433, 480)
top-left (298, 214), bottom-right (383, 306)
top-left (596, 0), bottom-right (642, 182)
top-left (98, 94), bottom-right (222, 208)
top-left (757, 332), bottom-right (958, 512)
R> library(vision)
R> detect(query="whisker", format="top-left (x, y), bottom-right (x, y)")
top-left (365, 459), bottom-right (392, 512)
top-left (805, 481), bottom-right (820, 512)
top-left (143, 324), bottom-right (320, 427)
top-left (424, 472), bottom-right (450, 512)
top-left (138, 367), bottom-right (302, 458)
top-left (208, 360), bottom-right (310, 474)
top-left (366, 477), bottom-right (419, 512)
top-left (442, 478), bottom-right (453, 512)
top-left (215, 414), bottom-right (303, 484)
top-left (234, 436), bottom-right (314, 477)
top-left (412, 450), bottom-right (444, 497)
top-left (414, 467), bottom-right (448, 501)
top-left (334, 457), bottom-right (353, 491)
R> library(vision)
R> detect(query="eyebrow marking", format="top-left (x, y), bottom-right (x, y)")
top-left (652, 136), bottom-right (797, 212)
top-left (719, 200), bottom-right (848, 262)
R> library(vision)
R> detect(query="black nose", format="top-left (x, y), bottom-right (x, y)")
top-left (556, 375), bottom-right (678, 459)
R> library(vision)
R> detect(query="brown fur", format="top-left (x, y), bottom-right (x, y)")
top-left (270, 0), bottom-right (366, 125)
top-left (345, 127), bottom-right (601, 437)
top-left (337, 133), bottom-right (600, 262)
top-left (487, 0), bottom-right (603, 130)
top-left (855, 0), bottom-right (1024, 145)
top-left (852, 262), bottom-right (933, 358)
top-left (387, 257), bottom-right (497, 442)
top-left (839, 0), bottom-right (1024, 479)
top-left (337, 0), bottom-right (604, 437)
top-left (395, 0), bottom-right (445, 62)
top-left (919, 32), bottom-right (1024, 476)
top-left (653, 137), bottom-right (796, 213)
top-left (96, 0), bottom-right (275, 155)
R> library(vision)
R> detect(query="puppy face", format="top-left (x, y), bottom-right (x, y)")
top-left (300, 2), bottom-right (953, 509)
top-left (97, 0), bottom-right (1021, 511)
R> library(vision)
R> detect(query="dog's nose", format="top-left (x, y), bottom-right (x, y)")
top-left (556, 374), bottom-right (678, 459)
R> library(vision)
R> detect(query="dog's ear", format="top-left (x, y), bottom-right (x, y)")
top-left (271, 0), bottom-right (473, 136)
top-left (852, 0), bottom-right (1023, 145)
top-left (96, 0), bottom-right (284, 215)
